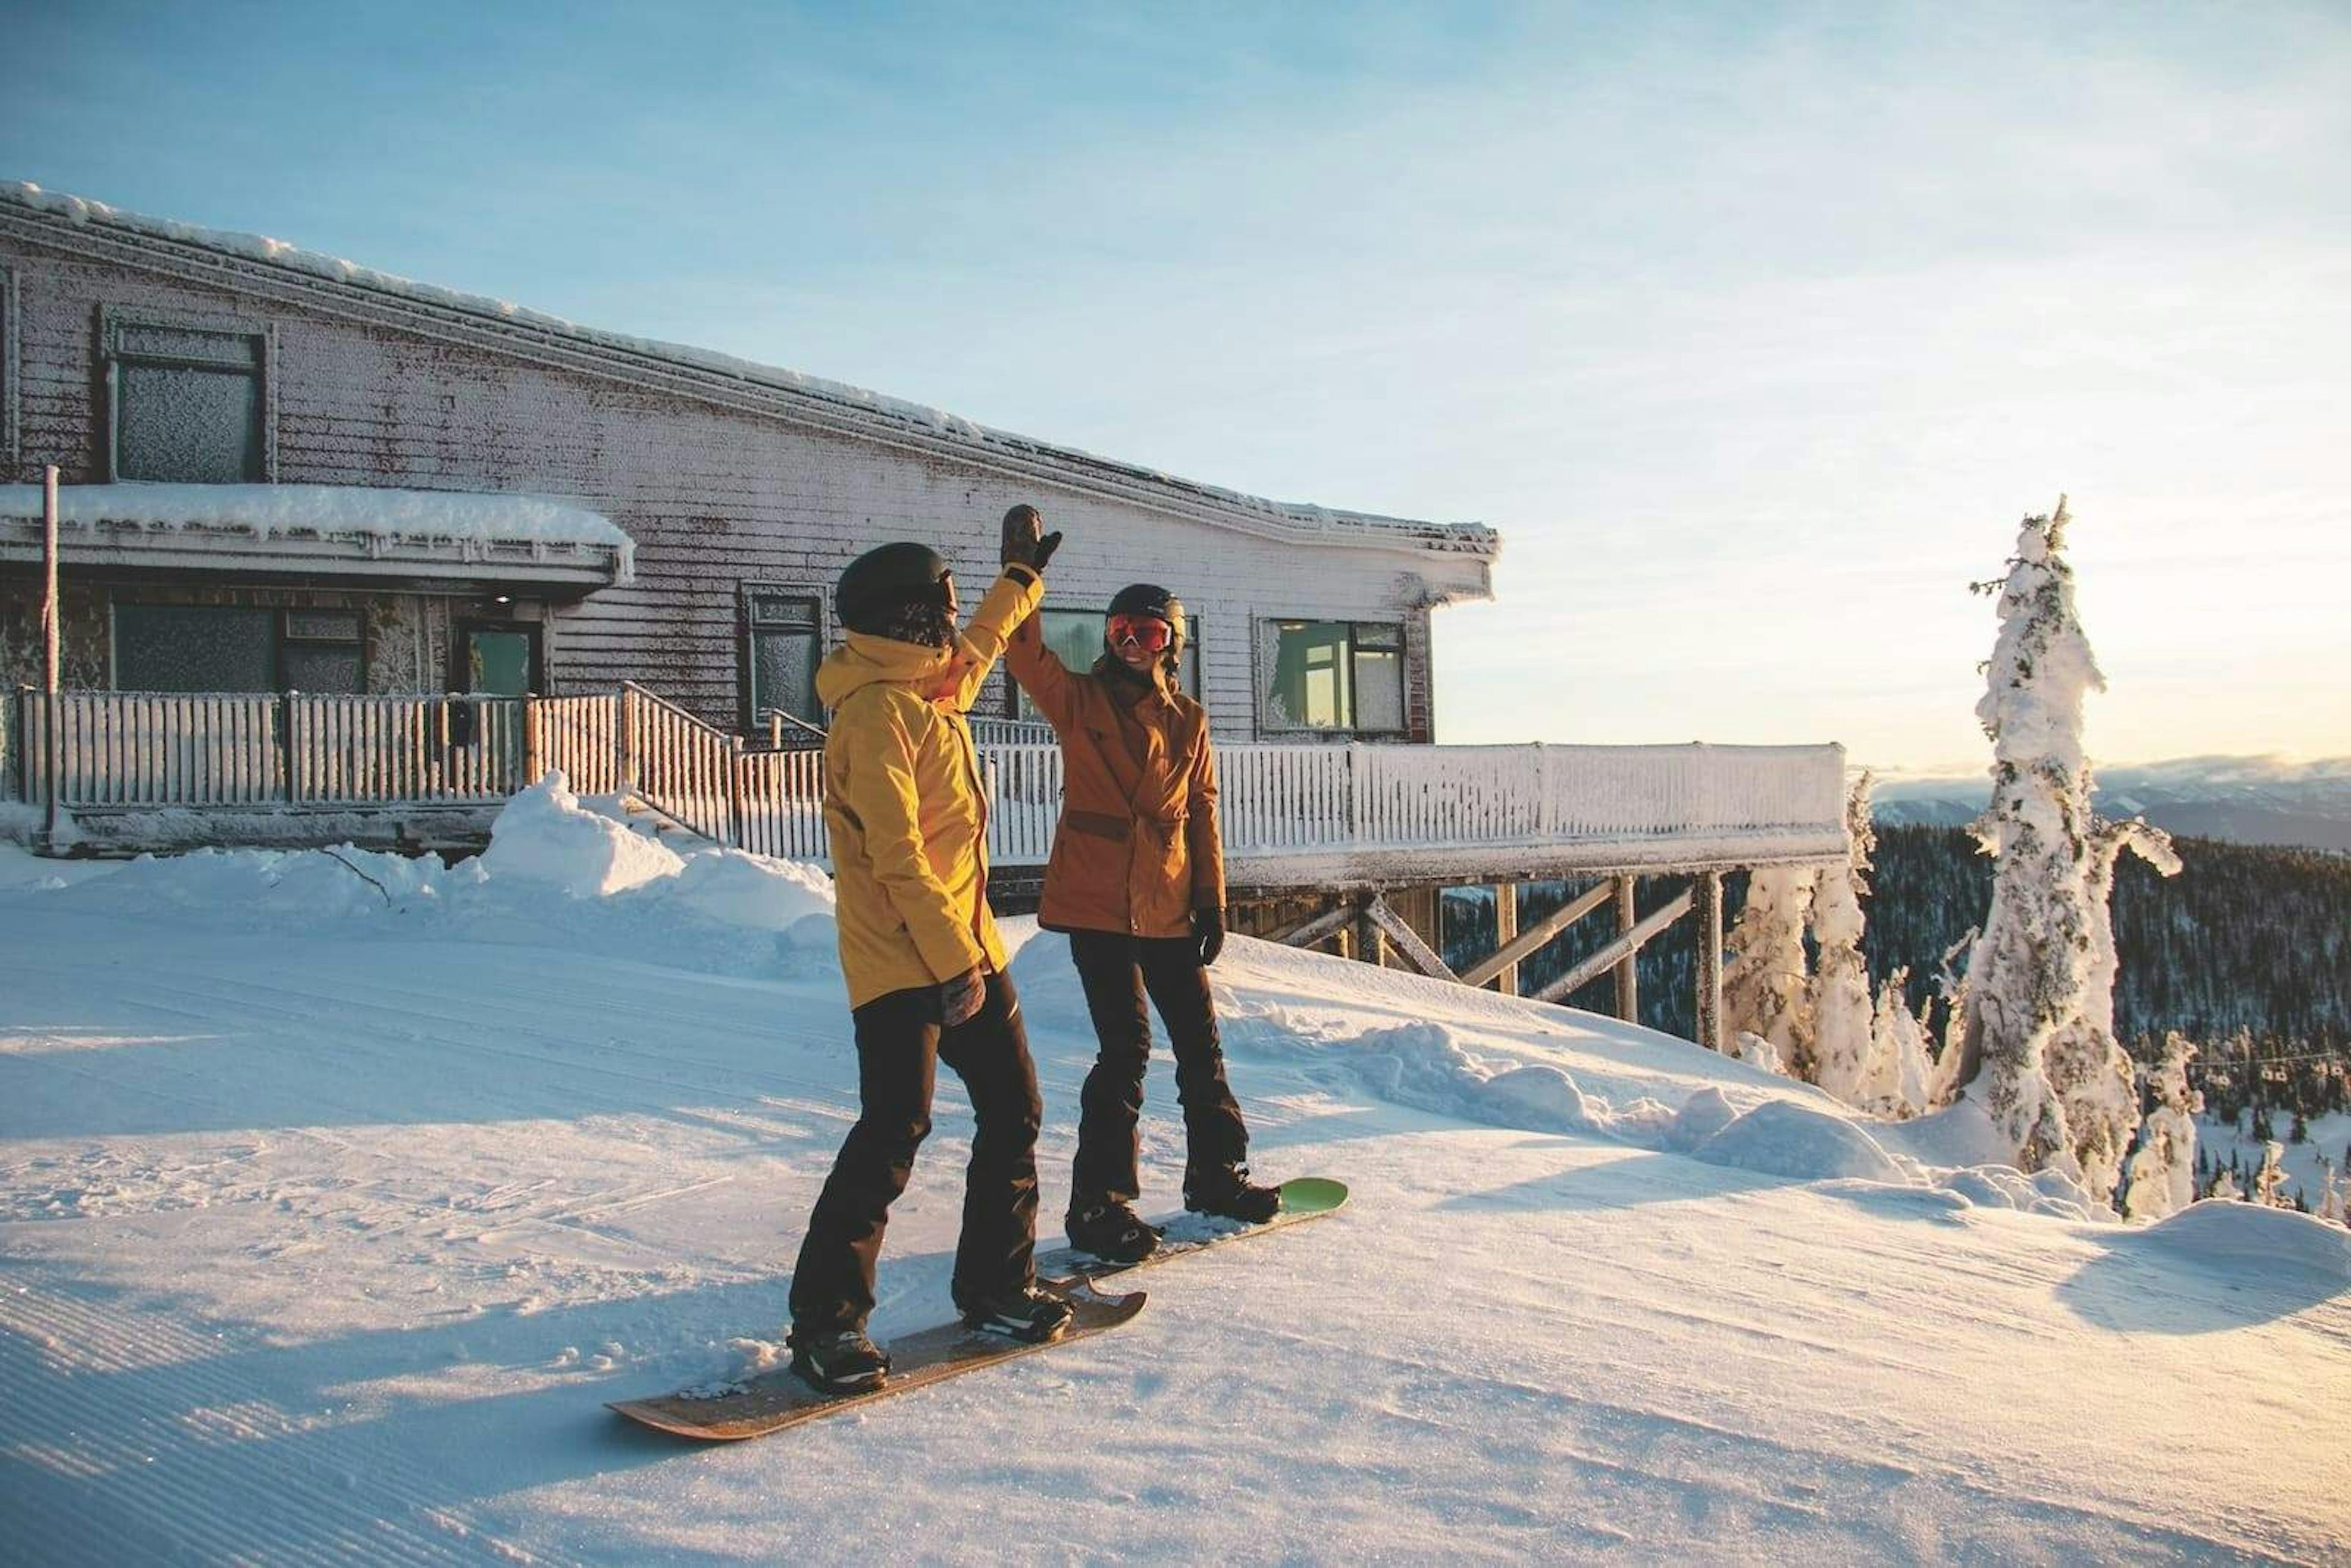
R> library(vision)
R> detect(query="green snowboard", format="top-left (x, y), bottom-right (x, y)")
top-left (1038, 1176), bottom-right (1349, 1287)
top-left (609, 1286), bottom-right (1146, 1442)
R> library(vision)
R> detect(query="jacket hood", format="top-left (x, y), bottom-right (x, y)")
top-left (817, 631), bottom-right (958, 707)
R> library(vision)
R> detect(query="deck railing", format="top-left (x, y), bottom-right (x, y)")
top-left (9, 686), bottom-right (1848, 869)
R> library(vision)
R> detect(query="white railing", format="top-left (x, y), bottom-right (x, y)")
top-left (10, 688), bottom-right (1848, 872)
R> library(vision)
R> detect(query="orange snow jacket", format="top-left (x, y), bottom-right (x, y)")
top-left (816, 564), bottom-right (1044, 1009)
top-left (1003, 615), bottom-right (1226, 939)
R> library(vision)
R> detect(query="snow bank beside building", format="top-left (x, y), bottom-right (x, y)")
top-left (20, 778), bottom-right (836, 978)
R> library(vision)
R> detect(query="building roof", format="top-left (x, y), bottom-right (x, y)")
top-left (1, 182), bottom-right (1501, 572)
top-left (0, 482), bottom-right (632, 591)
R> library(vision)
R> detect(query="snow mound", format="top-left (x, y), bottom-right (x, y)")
top-left (1935, 1165), bottom-right (2100, 1220)
top-left (2126, 1200), bottom-right (2351, 1282)
top-left (480, 773), bottom-right (683, 896)
top-left (1688, 1100), bottom-right (1908, 1185)
top-left (666, 846), bottom-right (834, 932)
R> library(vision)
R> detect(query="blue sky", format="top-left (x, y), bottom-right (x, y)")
top-left (9, 1), bottom-right (2347, 767)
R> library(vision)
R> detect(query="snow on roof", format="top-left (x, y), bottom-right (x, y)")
top-left (0, 481), bottom-right (635, 580)
top-left (1, 182), bottom-right (1498, 560)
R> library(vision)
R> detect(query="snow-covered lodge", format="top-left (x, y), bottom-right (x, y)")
top-left (0, 182), bottom-right (1846, 1041)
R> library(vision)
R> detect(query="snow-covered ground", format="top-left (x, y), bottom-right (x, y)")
top-left (3, 786), bottom-right (2345, 1564)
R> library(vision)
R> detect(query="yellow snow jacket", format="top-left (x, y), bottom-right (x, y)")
top-left (816, 564), bottom-right (1043, 1010)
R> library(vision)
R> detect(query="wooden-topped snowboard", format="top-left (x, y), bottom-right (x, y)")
top-left (609, 1286), bottom-right (1146, 1442)
top-left (1039, 1176), bottom-right (1349, 1288)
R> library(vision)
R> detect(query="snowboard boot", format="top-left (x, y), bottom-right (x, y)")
top-left (787, 1326), bottom-right (891, 1394)
top-left (1065, 1196), bottom-right (1163, 1264)
top-left (1184, 1165), bottom-right (1281, 1225)
top-left (959, 1284), bottom-right (1076, 1344)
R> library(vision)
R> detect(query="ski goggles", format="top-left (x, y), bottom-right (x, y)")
top-left (1107, 612), bottom-right (1174, 653)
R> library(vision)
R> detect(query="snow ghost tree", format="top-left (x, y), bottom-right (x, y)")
top-left (1810, 773), bottom-right (1878, 1107)
top-left (1865, 968), bottom-right (1937, 1119)
top-left (1955, 498), bottom-right (2162, 1206)
top-left (2122, 1033), bottom-right (2202, 1221)
top-left (1723, 866), bottom-right (1813, 1073)
top-left (2253, 1141), bottom-right (2289, 1208)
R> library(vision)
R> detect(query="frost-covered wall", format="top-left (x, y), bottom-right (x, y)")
top-left (0, 189), bottom-right (1492, 740)
top-left (0, 577), bottom-right (450, 697)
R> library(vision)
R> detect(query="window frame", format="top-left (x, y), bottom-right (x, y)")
top-left (1256, 617), bottom-right (1411, 739)
top-left (740, 582), bottom-right (826, 733)
top-left (100, 304), bottom-right (278, 484)
top-left (1007, 604), bottom-right (1204, 721)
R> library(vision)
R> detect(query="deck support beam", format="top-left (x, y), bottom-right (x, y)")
top-left (1272, 899), bottom-right (1357, 953)
top-left (1490, 882), bottom-right (1520, 994)
top-left (1363, 895), bottom-right (1457, 982)
top-left (1460, 880), bottom-right (1615, 992)
top-left (1696, 869), bottom-right (1725, 1052)
top-left (1532, 887), bottom-right (1694, 1005)
top-left (1612, 876), bottom-right (1639, 1022)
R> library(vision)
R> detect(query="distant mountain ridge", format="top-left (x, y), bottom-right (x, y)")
top-left (1871, 756), bottom-right (2351, 852)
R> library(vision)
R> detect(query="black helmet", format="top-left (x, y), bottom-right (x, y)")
top-left (837, 542), bottom-right (953, 636)
top-left (1106, 582), bottom-right (1186, 655)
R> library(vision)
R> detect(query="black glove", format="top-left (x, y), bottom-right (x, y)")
top-left (1192, 906), bottom-right (1226, 968)
top-left (937, 965), bottom-right (986, 1027)
top-left (1000, 504), bottom-right (1063, 572)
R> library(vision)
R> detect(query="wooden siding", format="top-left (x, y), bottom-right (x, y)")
top-left (1, 217), bottom-right (1487, 745)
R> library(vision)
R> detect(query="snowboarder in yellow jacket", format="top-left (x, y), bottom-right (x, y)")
top-left (786, 520), bottom-right (1071, 1394)
top-left (1000, 503), bottom-right (1280, 1268)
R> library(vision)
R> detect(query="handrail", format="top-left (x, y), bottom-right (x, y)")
top-left (9, 687), bottom-right (1850, 874)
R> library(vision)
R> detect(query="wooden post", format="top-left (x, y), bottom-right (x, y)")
top-left (1612, 875), bottom-right (1639, 1022)
top-left (522, 694), bottom-right (542, 786)
top-left (277, 692), bottom-right (298, 802)
top-left (617, 685), bottom-right (637, 798)
top-left (726, 735), bottom-right (745, 849)
top-left (1695, 869), bottom-right (1725, 1052)
top-left (40, 467), bottom-right (62, 851)
top-left (1354, 894), bottom-right (1384, 969)
top-left (1491, 881), bottom-right (1520, 994)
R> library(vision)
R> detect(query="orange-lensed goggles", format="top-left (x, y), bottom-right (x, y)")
top-left (1107, 612), bottom-right (1173, 653)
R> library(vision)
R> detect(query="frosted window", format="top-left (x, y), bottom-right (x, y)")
top-left (1264, 620), bottom-right (1406, 734)
top-left (114, 605), bottom-right (274, 692)
top-left (747, 590), bottom-right (820, 724)
top-left (283, 643), bottom-right (363, 694)
top-left (1355, 645), bottom-right (1404, 732)
top-left (1270, 620), bottom-right (1352, 730)
top-left (1015, 607), bottom-right (1201, 722)
top-left (109, 320), bottom-right (267, 484)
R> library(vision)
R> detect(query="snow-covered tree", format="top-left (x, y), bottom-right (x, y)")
top-left (2041, 816), bottom-right (2184, 1203)
top-left (1723, 866), bottom-right (1813, 1073)
top-left (2253, 1141), bottom-right (2289, 1208)
top-left (2210, 1166), bottom-right (2243, 1202)
top-left (1811, 773), bottom-right (1886, 1109)
top-left (1865, 968), bottom-right (1937, 1119)
top-left (2122, 1032), bottom-right (2202, 1221)
top-left (1731, 1030), bottom-right (1785, 1076)
top-left (1955, 498), bottom-right (2146, 1206)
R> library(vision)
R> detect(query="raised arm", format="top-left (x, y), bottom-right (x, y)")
top-left (1003, 607), bottom-right (1082, 732)
top-left (940, 563), bottom-right (1046, 715)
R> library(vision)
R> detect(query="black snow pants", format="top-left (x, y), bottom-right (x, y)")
top-left (1066, 929), bottom-right (1250, 1208)
top-left (789, 970), bottom-right (1043, 1334)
